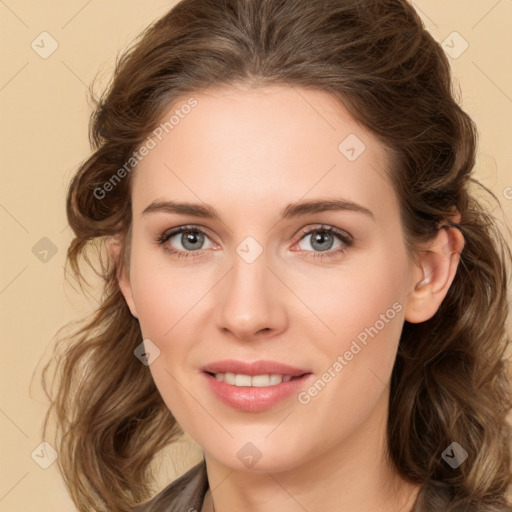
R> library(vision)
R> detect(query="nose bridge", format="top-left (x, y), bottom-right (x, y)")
top-left (215, 241), bottom-right (285, 338)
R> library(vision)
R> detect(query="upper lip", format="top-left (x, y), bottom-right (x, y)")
top-left (201, 359), bottom-right (311, 377)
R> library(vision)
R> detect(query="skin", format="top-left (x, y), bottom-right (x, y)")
top-left (116, 84), bottom-right (464, 512)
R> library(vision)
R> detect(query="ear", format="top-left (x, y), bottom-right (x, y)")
top-left (107, 235), bottom-right (138, 319)
top-left (404, 222), bottom-right (465, 323)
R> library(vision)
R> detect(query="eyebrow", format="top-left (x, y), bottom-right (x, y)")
top-left (141, 198), bottom-right (375, 220)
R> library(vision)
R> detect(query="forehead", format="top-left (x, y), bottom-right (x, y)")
top-left (131, 85), bottom-right (397, 221)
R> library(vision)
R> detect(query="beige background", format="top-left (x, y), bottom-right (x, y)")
top-left (1, 1), bottom-right (511, 510)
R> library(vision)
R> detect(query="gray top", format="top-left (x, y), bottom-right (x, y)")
top-left (129, 459), bottom-right (209, 512)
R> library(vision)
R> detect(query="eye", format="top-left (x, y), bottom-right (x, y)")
top-left (156, 224), bottom-right (353, 260)
top-left (156, 225), bottom-right (216, 259)
top-left (291, 225), bottom-right (353, 259)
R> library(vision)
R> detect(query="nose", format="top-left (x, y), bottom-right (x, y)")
top-left (215, 248), bottom-right (288, 341)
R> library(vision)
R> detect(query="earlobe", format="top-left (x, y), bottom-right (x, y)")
top-left (404, 223), bottom-right (465, 324)
top-left (107, 236), bottom-right (139, 319)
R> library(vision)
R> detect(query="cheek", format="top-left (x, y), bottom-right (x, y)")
top-left (290, 252), bottom-right (407, 348)
top-left (291, 269), bottom-right (405, 440)
top-left (128, 243), bottom-right (206, 338)
top-left (288, 250), bottom-right (407, 417)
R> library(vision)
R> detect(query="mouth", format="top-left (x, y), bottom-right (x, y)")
top-left (201, 364), bottom-right (314, 412)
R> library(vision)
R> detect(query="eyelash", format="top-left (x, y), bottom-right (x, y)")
top-left (155, 224), bottom-right (353, 260)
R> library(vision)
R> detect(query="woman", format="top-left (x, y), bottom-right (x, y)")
top-left (42, 0), bottom-right (512, 511)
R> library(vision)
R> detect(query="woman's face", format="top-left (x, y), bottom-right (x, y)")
top-left (119, 85), bottom-right (422, 472)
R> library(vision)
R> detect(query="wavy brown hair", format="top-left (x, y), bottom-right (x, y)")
top-left (40, 0), bottom-right (512, 510)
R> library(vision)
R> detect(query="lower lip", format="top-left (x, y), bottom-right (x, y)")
top-left (202, 372), bottom-right (313, 412)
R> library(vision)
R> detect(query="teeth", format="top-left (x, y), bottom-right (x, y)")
top-left (214, 373), bottom-right (293, 386)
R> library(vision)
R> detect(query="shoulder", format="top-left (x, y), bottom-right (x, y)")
top-left (129, 459), bottom-right (209, 512)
